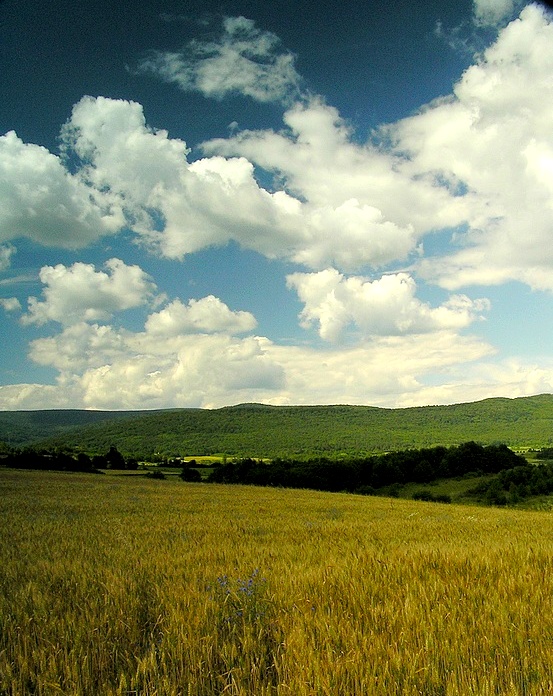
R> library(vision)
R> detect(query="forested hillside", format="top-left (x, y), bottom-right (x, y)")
top-left (2, 393), bottom-right (553, 459)
top-left (0, 409), bottom-right (167, 447)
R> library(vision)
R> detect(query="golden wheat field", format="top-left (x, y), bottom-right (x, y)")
top-left (2, 469), bottom-right (553, 695)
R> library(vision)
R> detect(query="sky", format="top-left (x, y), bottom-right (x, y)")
top-left (1, 0), bottom-right (553, 411)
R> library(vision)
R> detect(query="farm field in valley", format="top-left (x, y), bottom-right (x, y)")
top-left (2, 468), bottom-right (553, 695)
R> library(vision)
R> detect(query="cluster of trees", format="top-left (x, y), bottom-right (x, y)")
top-left (8, 439), bottom-right (553, 508)
top-left (469, 459), bottom-right (553, 505)
top-left (2, 449), bottom-right (100, 473)
top-left (207, 442), bottom-right (525, 494)
top-left (90, 445), bottom-right (138, 470)
top-left (2, 445), bottom-right (134, 472)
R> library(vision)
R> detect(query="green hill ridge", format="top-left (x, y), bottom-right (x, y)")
top-left (2, 393), bottom-right (553, 458)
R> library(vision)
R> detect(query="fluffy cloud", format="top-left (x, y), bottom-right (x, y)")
top-left (0, 297), bottom-right (22, 313)
top-left (23, 285), bottom-right (266, 407)
top-left (145, 296), bottom-right (256, 336)
top-left (29, 322), bottom-right (129, 372)
top-left (161, 155), bottom-right (302, 259)
top-left (27, 322), bottom-right (285, 409)
top-left (77, 333), bottom-right (284, 409)
top-left (60, 96), bottom-right (300, 259)
top-left (266, 332), bottom-right (499, 406)
top-left (0, 244), bottom-right (15, 272)
top-left (0, 131), bottom-right (123, 247)
top-left (3, 6), bottom-right (552, 287)
top-left (22, 258), bottom-right (158, 326)
top-left (137, 16), bottom-right (301, 104)
top-left (0, 97), bottom-right (452, 274)
top-left (3, 287), bottom-right (551, 411)
top-left (203, 99), bottom-right (473, 268)
top-left (60, 96), bottom-right (191, 242)
top-left (10, 279), bottom-right (496, 410)
top-left (60, 96), bottom-right (417, 270)
top-left (1, 94), bottom-right (418, 272)
top-left (8, 317), bottom-right (551, 410)
top-left (389, 4), bottom-right (553, 290)
top-left (473, 0), bottom-right (516, 26)
top-left (203, 6), bottom-right (553, 288)
top-left (30, 7), bottom-right (553, 283)
top-left (287, 269), bottom-right (490, 342)
top-left (0, 383), bottom-right (74, 410)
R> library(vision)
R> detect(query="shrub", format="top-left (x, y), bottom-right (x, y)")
top-left (413, 490), bottom-right (452, 503)
top-left (180, 467), bottom-right (202, 482)
top-left (146, 470), bottom-right (165, 480)
top-left (355, 485), bottom-right (377, 496)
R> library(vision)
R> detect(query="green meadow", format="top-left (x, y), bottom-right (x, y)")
top-left (2, 468), bottom-right (553, 695)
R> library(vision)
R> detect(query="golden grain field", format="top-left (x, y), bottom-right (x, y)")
top-left (2, 468), bottom-right (553, 695)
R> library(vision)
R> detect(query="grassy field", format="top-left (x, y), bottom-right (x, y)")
top-left (2, 469), bottom-right (553, 694)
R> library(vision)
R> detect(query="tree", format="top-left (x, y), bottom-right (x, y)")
top-left (126, 457), bottom-right (139, 470)
top-left (75, 452), bottom-right (93, 471)
top-left (104, 445), bottom-right (126, 470)
top-left (485, 480), bottom-right (507, 506)
top-left (180, 466), bottom-right (202, 482)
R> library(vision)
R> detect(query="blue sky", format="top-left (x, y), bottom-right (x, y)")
top-left (1, 0), bottom-right (553, 410)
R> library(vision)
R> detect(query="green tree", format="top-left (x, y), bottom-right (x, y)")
top-left (485, 479), bottom-right (507, 506)
top-left (180, 466), bottom-right (202, 482)
top-left (104, 445), bottom-right (126, 470)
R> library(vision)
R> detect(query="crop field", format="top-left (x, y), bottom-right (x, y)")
top-left (2, 469), bottom-right (553, 695)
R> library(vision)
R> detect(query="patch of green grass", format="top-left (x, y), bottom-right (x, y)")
top-left (400, 475), bottom-right (496, 503)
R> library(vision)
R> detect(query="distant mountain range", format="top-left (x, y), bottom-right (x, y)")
top-left (1, 394), bottom-right (553, 459)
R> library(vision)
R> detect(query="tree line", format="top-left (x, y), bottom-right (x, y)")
top-left (206, 442), bottom-right (526, 494)
top-left (1, 445), bottom-right (137, 472)
top-left (6, 441), bottom-right (553, 508)
top-left (468, 450), bottom-right (553, 505)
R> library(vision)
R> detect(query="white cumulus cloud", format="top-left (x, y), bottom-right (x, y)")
top-left (287, 269), bottom-right (490, 342)
top-left (60, 95), bottom-right (417, 271)
top-left (3, 303), bottom-right (550, 411)
top-left (145, 296), bottom-right (257, 336)
top-left (203, 6), bottom-right (553, 288)
top-left (60, 97), bottom-right (302, 260)
top-left (3, 5), bottom-right (552, 289)
top-left (0, 383), bottom-right (75, 410)
top-left (388, 4), bottom-right (553, 290)
top-left (29, 322), bottom-right (130, 372)
top-left (0, 131), bottom-right (124, 248)
top-left (0, 244), bottom-right (16, 272)
top-left (24, 325), bottom-right (542, 410)
top-left (203, 98), bottom-right (471, 269)
top-left (27, 324), bottom-right (285, 409)
top-left (473, 0), bottom-right (516, 26)
top-left (0, 297), bottom-right (22, 313)
top-left (137, 16), bottom-right (302, 104)
top-left (22, 258), bottom-right (158, 326)
top-left (77, 333), bottom-right (285, 409)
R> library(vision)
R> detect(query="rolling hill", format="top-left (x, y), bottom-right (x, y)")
top-left (0, 409), bottom-right (171, 448)
top-left (1, 393), bottom-right (553, 458)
